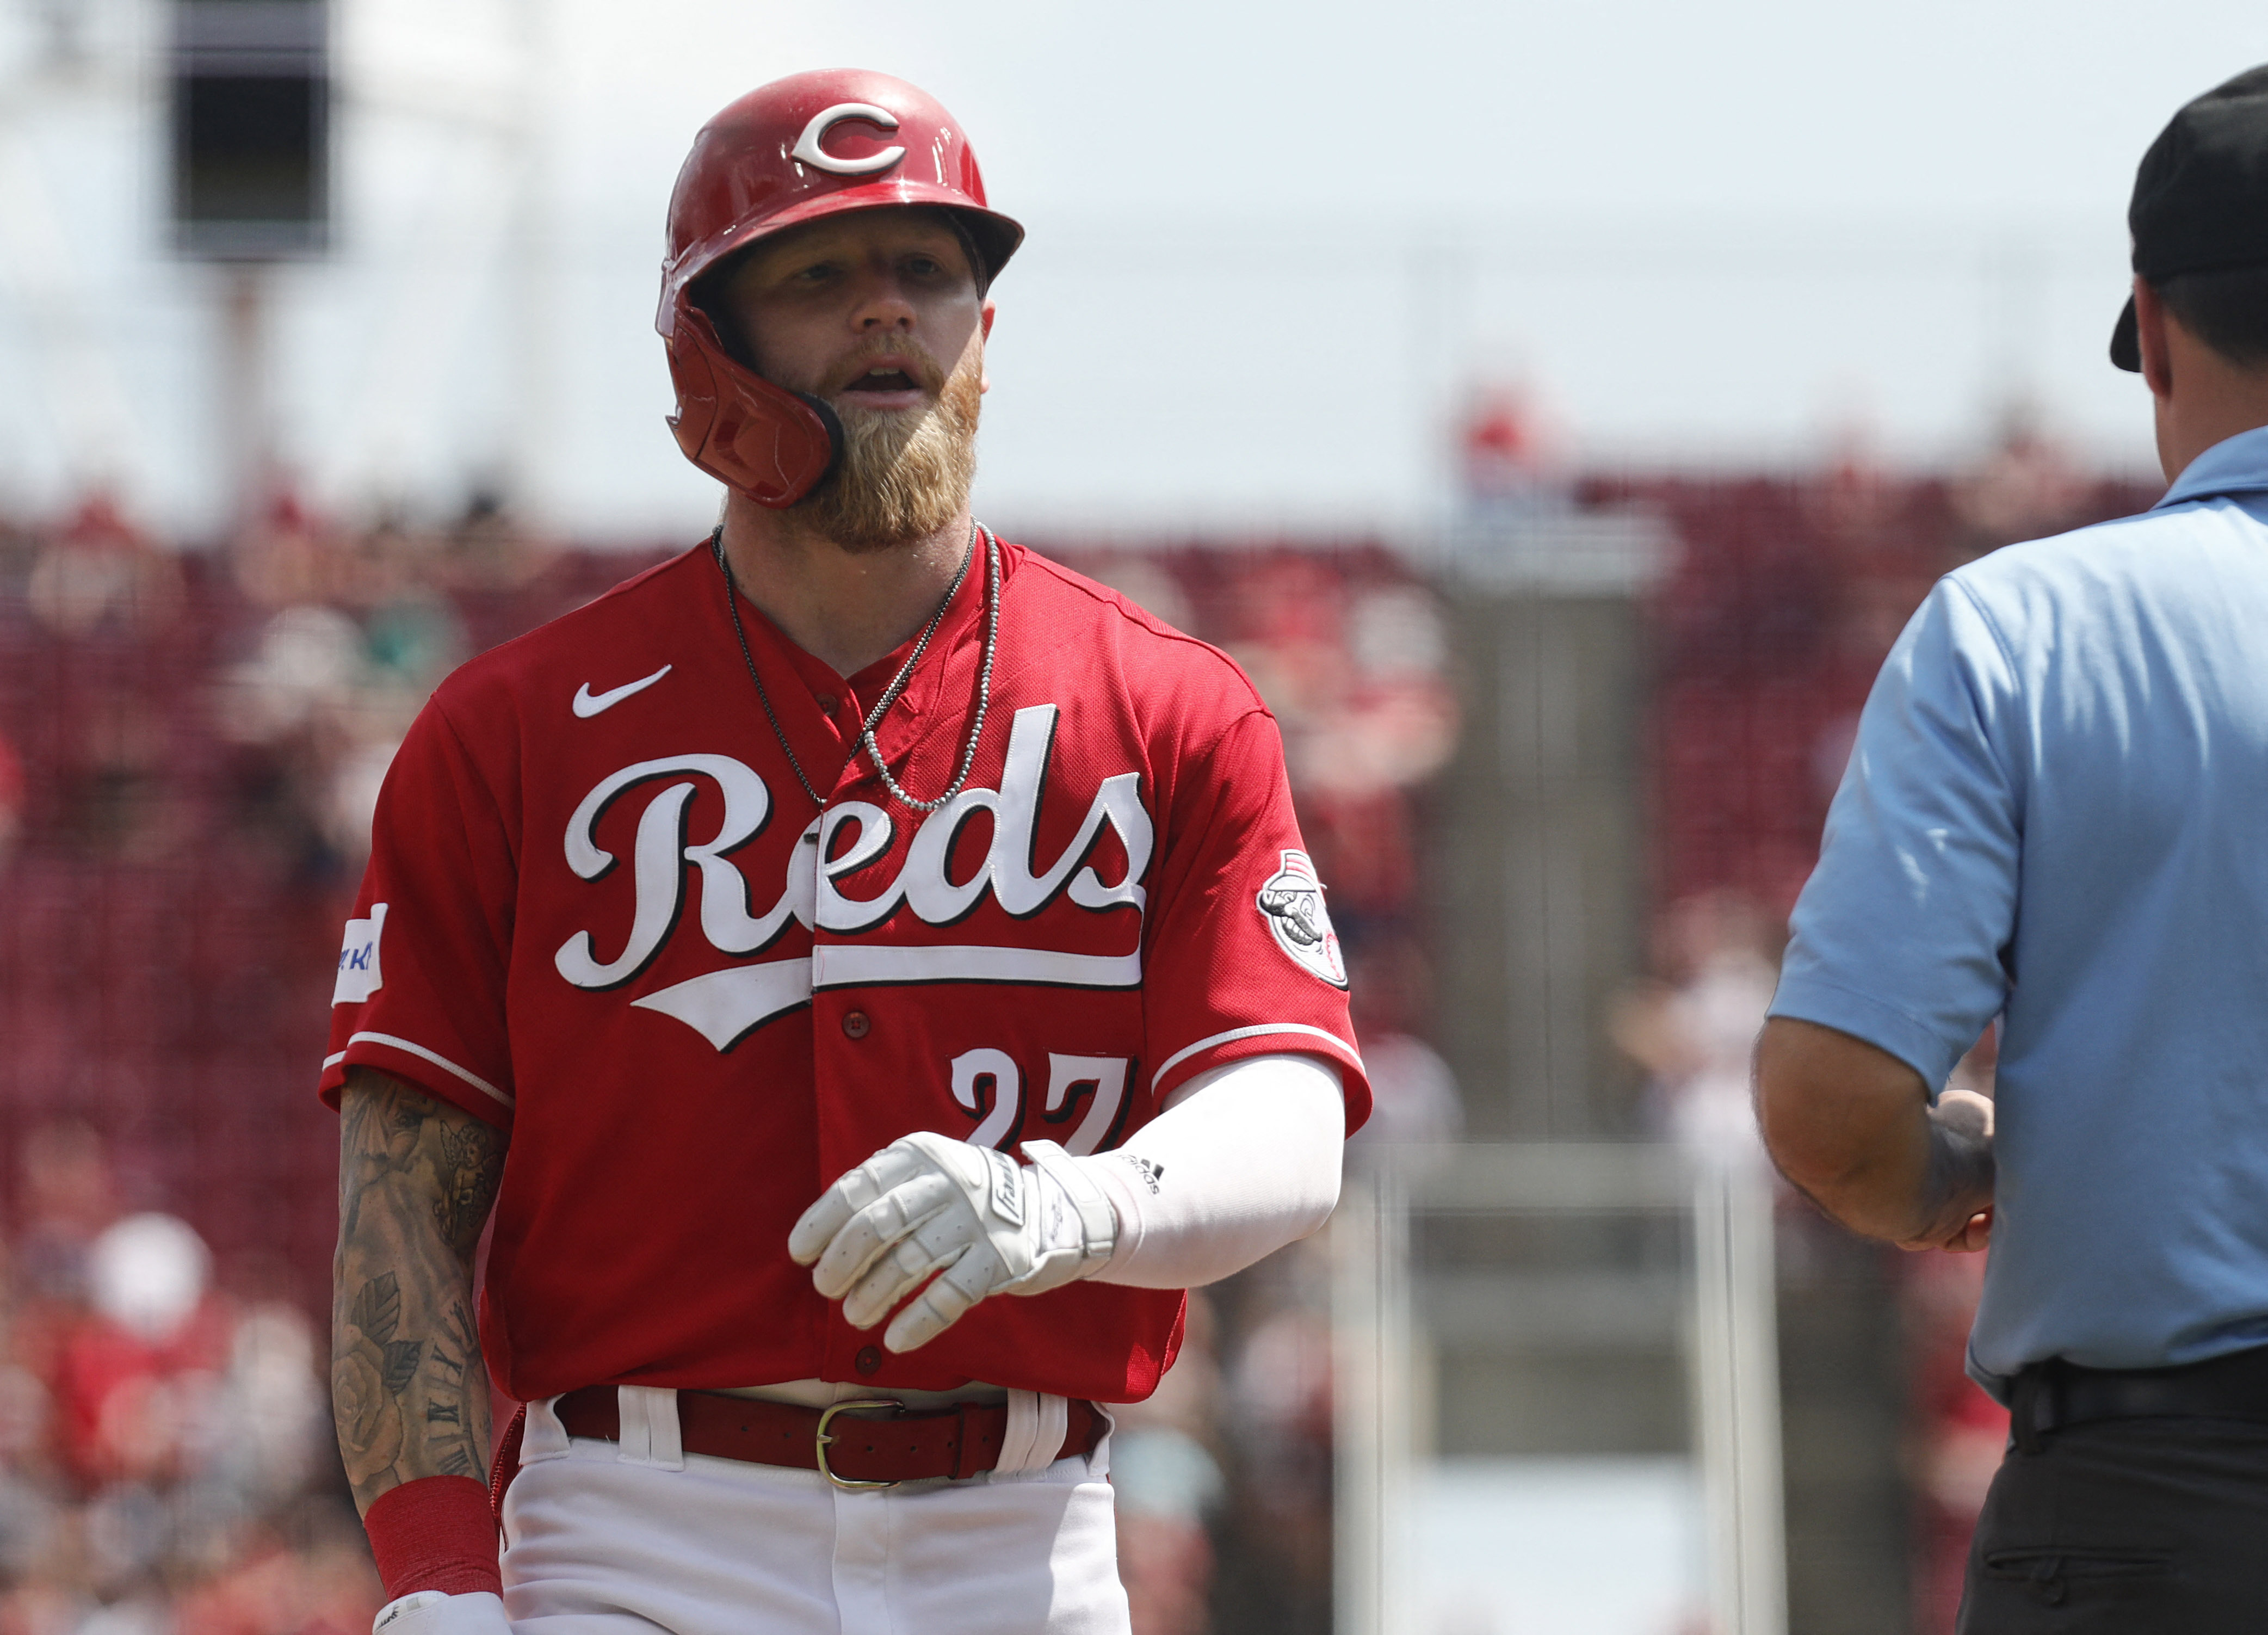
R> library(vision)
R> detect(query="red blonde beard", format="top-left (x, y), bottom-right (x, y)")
top-left (798, 344), bottom-right (982, 553)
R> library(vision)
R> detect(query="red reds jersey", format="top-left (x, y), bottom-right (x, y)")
top-left (320, 537), bottom-right (1369, 1404)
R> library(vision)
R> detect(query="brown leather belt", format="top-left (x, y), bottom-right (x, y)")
top-left (553, 1386), bottom-right (1106, 1489)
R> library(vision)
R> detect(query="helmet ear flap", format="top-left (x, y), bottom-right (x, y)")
top-left (664, 302), bottom-right (843, 509)
top-left (786, 390), bottom-right (846, 481)
top-left (664, 329), bottom-right (721, 463)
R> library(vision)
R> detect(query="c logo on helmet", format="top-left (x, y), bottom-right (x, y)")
top-left (790, 103), bottom-right (906, 176)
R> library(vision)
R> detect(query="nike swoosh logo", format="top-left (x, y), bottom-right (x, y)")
top-left (572, 664), bottom-right (673, 718)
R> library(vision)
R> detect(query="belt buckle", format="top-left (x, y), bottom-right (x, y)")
top-left (815, 1399), bottom-right (904, 1491)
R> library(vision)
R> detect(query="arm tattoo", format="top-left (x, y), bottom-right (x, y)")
top-left (333, 1068), bottom-right (506, 1515)
top-left (435, 1119), bottom-right (505, 1258)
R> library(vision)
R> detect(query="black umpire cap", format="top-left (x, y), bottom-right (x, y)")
top-left (2111, 64), bottom-right (2268, 371)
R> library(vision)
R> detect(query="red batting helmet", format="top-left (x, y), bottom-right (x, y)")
top-left (657, 70), bottom-right (1024, 508)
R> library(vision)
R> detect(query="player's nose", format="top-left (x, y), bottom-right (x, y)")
top-left (849, 267), bottom-right (918, 332)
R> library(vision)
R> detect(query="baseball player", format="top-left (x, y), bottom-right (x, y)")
top-left (324, 70), bottom-right (1370, 1635)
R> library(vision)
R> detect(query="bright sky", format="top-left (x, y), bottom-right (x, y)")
top-left (3, 0), bottom-right (2266, 539)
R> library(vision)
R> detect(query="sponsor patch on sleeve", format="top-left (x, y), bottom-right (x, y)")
top-left (333, 902), bottom-right (388, 1005)
top-left (1256, 851), bottom-right (1348, 988)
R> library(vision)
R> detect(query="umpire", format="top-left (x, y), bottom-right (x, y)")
top-left (1755, 66), bottom-right (2268, 1632)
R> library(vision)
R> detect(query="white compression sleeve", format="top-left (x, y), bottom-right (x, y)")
top-left (1080, 1053), bottom-right (1345, 1290)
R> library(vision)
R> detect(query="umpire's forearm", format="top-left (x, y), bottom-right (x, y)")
top-left (1754, 1017), bottom-right (1994, 1247)
top-left (333, 1068), bottom-right (504, 1516)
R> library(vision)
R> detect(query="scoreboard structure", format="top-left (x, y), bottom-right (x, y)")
top-left (169, 0), bottom-right (330, 261)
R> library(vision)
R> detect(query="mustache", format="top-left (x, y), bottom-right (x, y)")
top-left (827, 336), bottom-right (949, 399)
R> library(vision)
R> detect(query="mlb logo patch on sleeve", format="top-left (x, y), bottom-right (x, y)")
top-left (333, 903), bottom-right (388, 1005)
top-left (1256, 852), bottom-right (1347, 988)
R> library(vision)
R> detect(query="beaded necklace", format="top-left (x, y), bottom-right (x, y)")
top-left (712, 522), bottom-right (1000, 814)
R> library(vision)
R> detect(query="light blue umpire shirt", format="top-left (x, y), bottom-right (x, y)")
top-left (1770, 423), bottom-right (2268, 1402)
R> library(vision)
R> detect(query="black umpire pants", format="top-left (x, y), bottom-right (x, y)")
top-left (1957, 1415), bottom-right (2268, 1632)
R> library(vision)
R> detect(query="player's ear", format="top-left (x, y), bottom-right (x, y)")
top-left (979, 300), bottom-right (996, 394)
top-left (2135, 276), bottom-right (2176, 401)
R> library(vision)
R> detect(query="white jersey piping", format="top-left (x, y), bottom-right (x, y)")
top-left (1151, 1023), bottom-right (1362, 1089)
top-left (346, 1031), bottom-right (515, 1108)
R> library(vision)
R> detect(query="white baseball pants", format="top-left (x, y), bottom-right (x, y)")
top-left (497, 1390), bottom-right (1132, 1635)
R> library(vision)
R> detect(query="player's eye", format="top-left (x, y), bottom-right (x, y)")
top-left (904, 255), bottom-right (943, 278)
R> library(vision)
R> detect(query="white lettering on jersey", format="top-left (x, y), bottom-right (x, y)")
top-left (1256, 850), bottom-right (1348, 988)
top-left (815, 801), bottom-right (903, 933)
top-left (555, 754), bottom-right (803, 988)
top-left (945, 1047), bottom-right (1134, 1155)
top-left (554, 705), bottom-right (1156, 1049)
top-left (1042, 1054), bottom-right (1130, 1155)
top-left (333, 902), bottom-right (388, 1004)
top-left (951, 1048), bottom-right (1023, 1149)
top-left (631, 959), bottom-right (813, 1050)
top-left (790, 103), bottom-right (905, 177)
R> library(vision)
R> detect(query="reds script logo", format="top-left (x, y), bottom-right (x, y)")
top-left (552, 704), bottom-right (1153, 1051)
top-left (1256, 850), bottom-right (1346, 989)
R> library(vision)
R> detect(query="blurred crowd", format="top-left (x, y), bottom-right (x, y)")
top-left (0, 1121), bottom-right (371, 1635)
top-left (0, 492), bottom-right (637, 1324)
top-left (1615, 411), bottom-right (2156, 918)
top-left (1613, 891), bottom-right (2010, 1635)
top-left (0, 488), bottom-right (580, 887)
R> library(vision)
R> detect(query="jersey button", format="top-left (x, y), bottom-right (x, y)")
top-left (842, 1009), bottom-right (871, 1040)
top-left (855, 1346), bottom-right (883, 1377)
top-left (818, 694), bottom-right (839, 715)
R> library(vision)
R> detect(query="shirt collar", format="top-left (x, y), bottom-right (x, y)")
top-left (2154, 423), bottom-right (2268, 509)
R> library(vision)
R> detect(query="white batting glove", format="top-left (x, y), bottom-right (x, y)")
top-left (788, 1134), bottom-right (1118, 1353)
top-left (373, 1591), bottom-right (512, 1635)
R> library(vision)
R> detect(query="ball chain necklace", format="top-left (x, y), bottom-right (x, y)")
top-left (712, 521), bottom-right (1000, 815)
